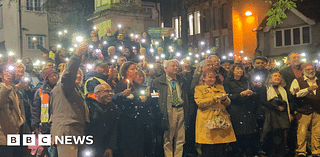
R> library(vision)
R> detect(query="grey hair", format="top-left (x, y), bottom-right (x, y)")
top-left (108, 46), bottom-right (115, 51)
top-left (265, 72), bottom-right (286, 88)
top-left (287, 52), bottom-right (298, 60)
top-left (163, 60), bottom-right (177, 68)
top-left (15, 62), bottom-right (26, 71)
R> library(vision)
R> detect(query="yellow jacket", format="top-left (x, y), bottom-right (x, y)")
top-left (194, 84), bottom-right (236, 144)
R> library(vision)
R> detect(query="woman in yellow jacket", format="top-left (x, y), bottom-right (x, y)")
top-left (194, 70), bottom-right (236, 157)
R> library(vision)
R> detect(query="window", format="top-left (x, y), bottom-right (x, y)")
top-left (179, 16), bottom-right (181, 37)
top-left (189, 14), bottom-right (194, 36)
top-left (0, 4), bottom-right (2, 29)
top-left (214, 37), bottom-right (219, 47)
top-left (275, 26), bottom-right (311, 47)
top-left (27, 36), bottom-right (44, 49)
top-left (26, 0), bottom-right (43, 11)
top-left (175, 18), bottom-right (179, 38)
top-left (194, 11), bottom-right (200, 34)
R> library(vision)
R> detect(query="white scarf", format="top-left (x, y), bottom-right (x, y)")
top-left (266, 85), bottom-right (290, 118)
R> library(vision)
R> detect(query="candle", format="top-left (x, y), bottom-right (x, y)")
top-left (127, 79), bottom-right (130, 89)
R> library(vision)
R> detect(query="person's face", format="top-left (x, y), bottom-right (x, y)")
top-left (43, 54), bottom-right (49, 60)
top-left (140, 49), bottom-right (146, 55)
top-left (48, 73), bottom-right (59, 85)
top-left (58, 63), bottom-right (66, 71)
top-left (182, 61), bottom-right (191, 69)
top-left (60, 50), bottom-right (66, 57)
top-left (222, 62), bottom-right (231, 71)
top-left (22, 58), bottom-right (33, 72)
top-left (96, 64), bottom-right (109, 76)
top-left (188, 47), bottom-right (194, 52)
top-left (155, 64), bottom-right (164, 76)
top-left (92, 37), bottom-right (98, 43)
top-left (165, 61), bottom-right (178, 75)
top-left (303, 65), bottom-right (316, 79)
top-left (177, 39), bottom-right (183, 46)
top-left (271, 72), bottom-right (282, 85)
top-left (243, 60), bottom-right (252, 67)
top-left (289, 53), bottom-right (300, 66)
top-left (117, 34), bottom-right (124, 41)
top-left (142, 32), bottom-right (147, 38)
top-left (123, 48), bottom-right (130, 56)
top-left (109, 47), bottom-right (115, 55)
top-left (203, 72), bottom-right (216, 86)
top-left (210, 57), bottom-right (220, 70)
top-left (157, 48), bottom-right (163, 54)
top-left (46, 62), bottom-right (54, 69)
top-left (15, 64), bottom-right (25, 79)
top-left (202, 61), bottom-right (214, 71)
top-left (95, 85), bottom-right (113, 104)
top-left (134, 73), bottom-right (145, 85)
top-left (118, 57), bottom-right (126, 66)
top-left (126, 64), bottom-right (137, 79)
top-left (233, 66), bottom-right (244, 78)
top-left (254, 59), bottom-right (266, 70)
top-left (75, 70), bottom-right (83, 85)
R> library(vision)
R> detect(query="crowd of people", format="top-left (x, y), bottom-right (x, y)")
top-left (0, 26), bottom-right (320, 157)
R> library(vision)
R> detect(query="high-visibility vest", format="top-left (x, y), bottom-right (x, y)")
top-left (49, 51), bottom-right (55, 60)
top-left (39, 88), bottom-right (49, 123)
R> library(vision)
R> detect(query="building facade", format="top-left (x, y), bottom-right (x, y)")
top-left (88, 0), bottom-right (161, 39)
top-left (169, 0), bottom-right (271, 57)
top-left (0, 0), bottom-right (49, 60)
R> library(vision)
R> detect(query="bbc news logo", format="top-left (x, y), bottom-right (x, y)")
top-left (7, 134), bottom-right (93, 146)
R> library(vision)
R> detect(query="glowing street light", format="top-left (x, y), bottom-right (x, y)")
top-left (245, 11), bottom-right (252, 16)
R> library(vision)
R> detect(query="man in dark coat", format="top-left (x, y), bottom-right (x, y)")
top-left (151, 60), bottom-right (192, 157)
top-left (85, 84), bottom-right (118, 157)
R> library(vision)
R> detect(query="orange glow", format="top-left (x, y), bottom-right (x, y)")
top-left (232, 10), bottom-right (244, 56)
top-left (245, 11), bottom-right (252, 16)
top-left (126, 79), bottom-right (130, 83)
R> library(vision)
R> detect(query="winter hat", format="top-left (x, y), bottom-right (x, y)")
top-left (301, 62), bottom-right (314, 71)
top-left (41, 68), bottom-right (57, 80)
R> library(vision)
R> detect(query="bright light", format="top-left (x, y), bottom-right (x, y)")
top-left (200, 41), bottom-right (205, 45)
top-left (186, 56), bottom-right (190, 60)
top-left (76, 36), bottom-right (84, 43)
top-left (276, 62), bottom-right (281, 66)
top-left (228, 53), bottom-right (233, 57)
top-left (201, 52), bottom-right (205, 56)
top-left (180, 61), bottom-right (184, 65)
top-left (150, 49), bottom-right (154, 53)
top-left (24, 77), bottom-right (30, 82)
top-left (149, 64), bottom-right (154, 68)
top-left (89, 45), bottom-right (93, 49)
top-left (95, 49), bottom-right (101, 53)
top-left (140, 90), bottom-right (146, 95)
top-left (132, 47), bottom-right (136, 50)
top-left (301, 53), bottom-right (306, 57)
top-left (155, 56), bottom-right (160, 60)
top-left (222, 56), bottom-right (227, 59)
top-left (176, 53), bottom-right (181, 57)
top-left (240, 50), bottom-right (244, 54)
top-left (255, 76), bottom-right (261, 81)
top-left (244, 57), bottom-right (248, 60)
top-left (8, 65), bottom-right (15, 71)
top-left (33, 60), bottom-right (40, 66)
top-left (174, 38), bottom-right (177, 40)
top-left (134, 34), bottom-right (139, 38)
top-left (314, 60), bottom-right (319, 64)
top-left (195, 60), bottom-right (199, 63)
top-left (0, 54), bottom-right (2, 58)
top-left (130, 34), bottom-right (134, 37)
top-left (139, 55), bottom-right (145, 60)
top-left (169, 46), bottom-right (173, 50)
top-left (69, 48), bottom-right (74, 52)
top-left (206, 50), bottom-right (211, 54)
top-left (93, 26), bottom-right (97, 30)
top-left (58, 31), bottom-right (63, 35)
top-left (74, 44), bottom-right (78, 48)
top-left (302, 58), bottom-right (307, 62)
top-left (114, 56), bottom-right (118, 59)
top-left (188, 52), bottom-right (192, 56)
top-left (161, 54), bottom-right (165, 58)
top-left (32, 37), bottom-right (37, 41)
top-left (57, 44), bottom-right (62, 48)
top-left (103, 41), bottom-right (107, 45)
top-left (84, 150), bottom-right (92, 157)
top-left (86, 64), bottom-right (93, 70)
top-left (42, 61), bottom-right (46, 64)
top-left (245, 11), bottom-right (252, 16)
top-left (111, 59), bottom-right (115, 63)
top-left (118, 24), bottom-right (122, 28)
top-left (195, 54), bottom-right (200, 58)
top-left (155, 41), bottom-right (159, 45)
top-left (141, 39), bottom-right (146, 43)
top-left (64, 30), bottom-right (68, 33)
top-left (17, 59), bottom-right (22, 63)
top-left (8, 51), bottom-right (15, 56)
top-left (119, 46), bottom-right (123, 50)
top-left (171, 34), bottom-right (175, 37)
top-left (65, 58), bottom-right (69, 61)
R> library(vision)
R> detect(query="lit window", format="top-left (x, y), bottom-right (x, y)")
top-left (179, 16), bottom-right (181, 37)
top-left (214, 37), bottom-right (219, 47)
top-left (275, 26), bottom-right (311, 47)
top-left (26, 0), bottom-right (43, 11)
top-left (194, 11), bottom-right (200, 34)
top-left (175, 18), bottom-right (178, 38)
top-left (27, 36), bottom-right (44, 49)
top-left (189, 14), bottom-right (194, 36)
top-left (161, 22), bottom-right (164, 27)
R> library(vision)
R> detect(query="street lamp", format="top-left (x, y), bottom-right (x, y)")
top-left (245, 11), bottom-right (252, 16)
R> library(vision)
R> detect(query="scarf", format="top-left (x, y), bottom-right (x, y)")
top-left (266, 85), bottom-right (290, 118)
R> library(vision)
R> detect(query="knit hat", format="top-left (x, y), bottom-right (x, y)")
top-left (301, 62), bottom-right (314, 71)
top-left (41, 68), bottom-right (57, 80)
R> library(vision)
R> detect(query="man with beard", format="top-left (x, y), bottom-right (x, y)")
top-left (290, 62), bottom-right (320, 157)
top-left (32, 68), bottom-right (59, 157)
top-left (247, 56), bottom-right (269, 89)
top-left (84, 84), bottom-right (118, 157)
top-left (84, 59), bottom-right (109, 100)
top-left (22, 58), bottom-right (40, 88)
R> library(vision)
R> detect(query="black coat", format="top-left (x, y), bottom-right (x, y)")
top-left (223, 76), bottom-right (259, 135)
top-left (85, 98), bottom-right (118, 156)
